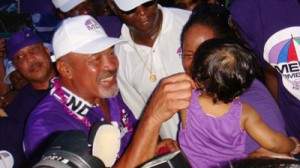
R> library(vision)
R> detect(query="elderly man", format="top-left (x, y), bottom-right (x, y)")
top-left (0, 28), bottom-right (56, 167)
top-left (24, 15), bottom-right (194, 167)
top-left (23, 15), bottom-right (136, 165)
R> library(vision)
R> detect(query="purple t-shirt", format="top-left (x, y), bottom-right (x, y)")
top-left (179, 90), bottom-right (246, 168)
top-left (24, 89), bottom-right (136, 164)
top-left (231, 0), bottom-right (300, 140)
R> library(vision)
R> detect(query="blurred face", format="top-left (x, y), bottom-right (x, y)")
top-left (9, 70), bottom-right (28, 90)
top-left (182, 24), bottom-right (215, 74)
top-left (64, 0), bottom-right (95, 17)
top-left (113, 0), bottom-right (160, 33)
top-left (12, 43), bottom-right (53, 84)
top-left (65, 47), bottom-right (119, 102)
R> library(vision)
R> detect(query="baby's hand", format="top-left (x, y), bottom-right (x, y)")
top-left (290, 137), bottom-right (300, 155)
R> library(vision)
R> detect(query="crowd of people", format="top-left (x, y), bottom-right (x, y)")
top-left (1, 0), bottom-right (300, 168)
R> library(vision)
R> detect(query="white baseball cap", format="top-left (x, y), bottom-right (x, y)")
top-left (113, 0), bottom-right (152, 11)
top-left (52, 15), bottom-right (125, 60)
top-left (52, 0), bottom-right (85, 12)
top-left (3, 61), bottom-right (16, 85)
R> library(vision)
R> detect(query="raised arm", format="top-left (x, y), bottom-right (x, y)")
top-left (114, 73), bottom-right (194, 168)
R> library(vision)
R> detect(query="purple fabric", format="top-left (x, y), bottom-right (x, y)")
top-left (230, 0), bottom-right (300, 141)
top-left (240, 79), bottom-right (286, 154)
top-left (97, 16), bottom-right (123, 38)
top-left (230, 0), bottom-right (300, 68)
top-left (0, 0), bottom-right (13, 8)
top-left (5, 29), bottom-right (42, 60)
top-left (19, 0), bottom-right (56, 14)
top-left (277, 75), bottom-right (300, 139)
top-left (179, 90), bottom-right (246, 168)
top-left (24, 92), bottom-right (136, 163)
top-left (0, 84), bottom-right (50, 168)
top-left (0, 118), bottom-right (27, 168)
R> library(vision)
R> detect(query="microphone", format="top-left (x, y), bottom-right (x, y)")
top-left (89, 122), bottom-right (121, 167)
top-left (0, 150), bottom-right (14, 168)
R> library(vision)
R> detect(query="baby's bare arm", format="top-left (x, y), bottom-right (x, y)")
top-left (242, 104), bottom-right (298, 154)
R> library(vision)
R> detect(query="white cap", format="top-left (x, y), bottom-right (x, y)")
top-left (113, 0), bottom-right (152, 11)
top-left (52, 0), bottom-right (85, 12)
top-left (52, 15), bottom-right (125, 60)
top-left (3, 61), bottom-right (15, 85)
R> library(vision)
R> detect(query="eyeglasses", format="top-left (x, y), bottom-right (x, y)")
top-left (120, 0), bottom-right (156, 15)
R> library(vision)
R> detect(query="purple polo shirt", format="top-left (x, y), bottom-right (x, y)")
top-left (24, 92), bottom-right (136, 164)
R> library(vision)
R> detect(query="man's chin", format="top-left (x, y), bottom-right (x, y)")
top-left (98, 86), bottom-right (119, 98)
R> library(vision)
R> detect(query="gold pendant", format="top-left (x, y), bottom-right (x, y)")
top-left (150, 74), bottom-right (156, 82)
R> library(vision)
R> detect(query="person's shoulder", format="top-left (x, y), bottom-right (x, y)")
top-left (160, 7), bottom-right (190, 30)
top-left (162, 6), bottom-right (191, 18)
top-left (12, 84), bottom-right (49, 100)
top-left (164, 7), bottom-right (191, 13)
top-left (13, 84), bottom-right (32, 95)
top-left (243, 79), bottom-right (268, 94)
top-left (242, 103), bottom-right (256, 112)
top-left (30, 95), bottom-right (61, 115)
top-left (242, 103), bottom-right (259, 119)
top-left (241, 79), bottom-right (274, 104)
top-left (5, 84), bottom-right (50, 118)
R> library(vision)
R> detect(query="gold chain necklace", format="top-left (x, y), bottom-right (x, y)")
top-left (132, 42), bottom-right (157, 82)
top-left (130, 20), bottom-right (162, 82)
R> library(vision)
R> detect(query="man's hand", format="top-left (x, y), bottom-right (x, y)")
top-left (144, 72), bottom-right (195, 125)
top-left (115, 73), bottom-right (195, 168)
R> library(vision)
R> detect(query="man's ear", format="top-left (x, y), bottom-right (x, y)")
top-left (107, 0), bottom-right (118, 16)
top-left (43, 45), bottom-right (51, 56)
top-left (56, 60), bottom-right (72, 79)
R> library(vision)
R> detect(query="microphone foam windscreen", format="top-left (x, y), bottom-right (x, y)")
top-left (92, 124), bottom-right (121, 167)
top-left (0, 150), bottom-right (14, 168)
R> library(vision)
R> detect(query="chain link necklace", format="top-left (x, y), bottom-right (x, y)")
top-left (132, 42), bottom-right (157, 82)
top-left (130, 20), bottom-right (163, 82)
